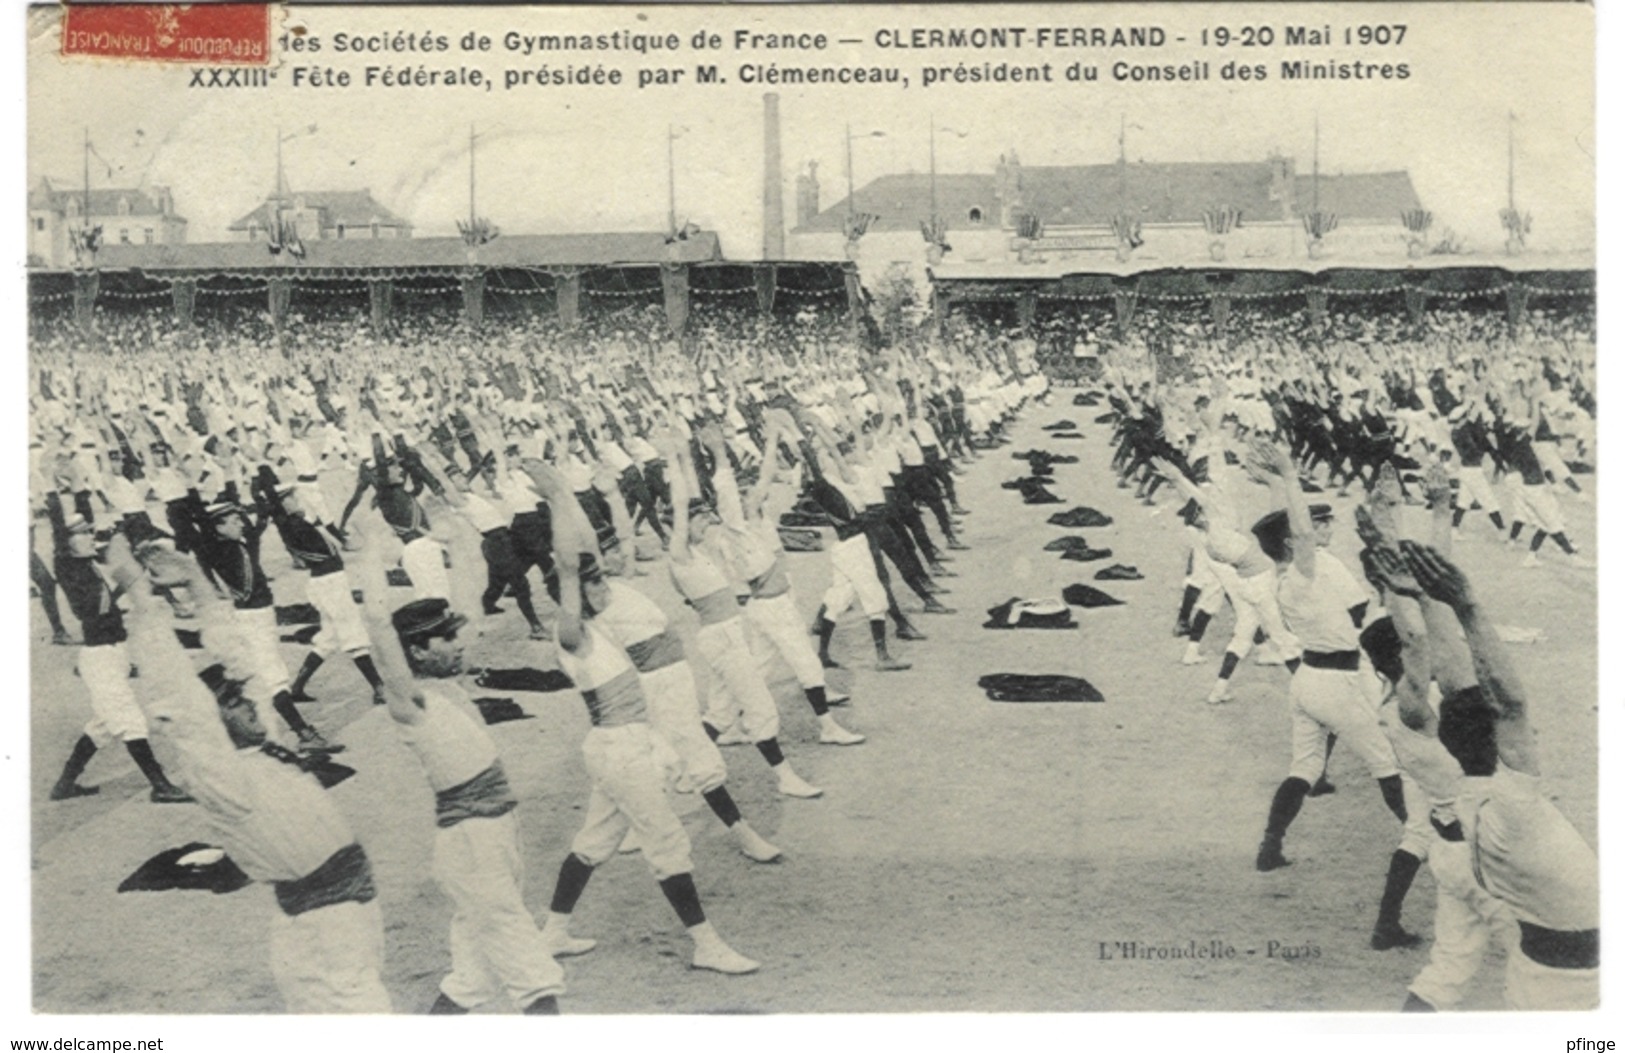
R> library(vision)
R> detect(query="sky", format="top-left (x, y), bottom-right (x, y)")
top-left (26, 3), bottom-right (1594, 257)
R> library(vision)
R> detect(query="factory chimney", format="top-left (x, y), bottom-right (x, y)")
top-left (762, 93), bottom-right (785, 259)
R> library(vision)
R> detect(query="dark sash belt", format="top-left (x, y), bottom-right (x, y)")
top-left (1300, 649), bottom-right (1361, 672)
top-left (435, 764), bottom-right (518, 829)
top-left (273, 842), bottom-right (377, 917)
top-left (1519, 922), bottom-right (1599, 970)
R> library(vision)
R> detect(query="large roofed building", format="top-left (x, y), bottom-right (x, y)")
top-left (789, 152), bottom-right (1425, 270)
top-left (229, 189), bottom-right (413, 243)
top-left (28, 178), bottom-right (188, 268)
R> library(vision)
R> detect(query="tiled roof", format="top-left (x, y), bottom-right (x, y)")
top-left (91, 231), bottom-right (725, 273)
top-left (30, 181), bottom-right (179, 220)
top-left (1293, 172), bottom-right (1423, 220)
top-left (795, 173), bottom-right (999, 233)
top-left (229, 190), bottom-right (412, 232)
top-left (1018, 162), bottom-right (1281, 225)
top-left (802, 162), bottom-right (1426, 230)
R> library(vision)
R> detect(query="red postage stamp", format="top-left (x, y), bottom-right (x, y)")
top-left (60, 3), bottom-right (272, 65)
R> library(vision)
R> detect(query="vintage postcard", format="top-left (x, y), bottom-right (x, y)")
top-left (19, 0), bottom-right (1603, 1040)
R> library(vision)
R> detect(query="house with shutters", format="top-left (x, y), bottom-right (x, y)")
top-left (28, 178), bottom-right (188, 268)
top-left (228, 189), bottom-right (413, 244)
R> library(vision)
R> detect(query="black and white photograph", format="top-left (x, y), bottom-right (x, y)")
top-left (17, 0), bottom-right (1608, 1040)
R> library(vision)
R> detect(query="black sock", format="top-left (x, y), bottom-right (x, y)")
top-left (1564, 477), bottom-right (1583, 494)
top-left (1488, 510), bottom-right (1506, 531)
top-left (352, 653), bottom-right (383, 689)
top-left (1530, 529), bottom-right (1547, 553)
top-left (1451, 506), bottom-right (1466, 528)
top-left (57, 734), bottom-right (98, 787)
top-left (548, 853), bottom-right (595, 915)
top-left (1217, 651), bottom-right (1240, 682)
top-left (1176, 586), bottom-right (1199, 627)
top-left (1264, 777), bottom-right (1312, 842)
top-left (804, 685), bottom-right (829, 717)
top-left (869, 618), bottom-right (890, 658)
top-left (702, 786), bottom-right (742, 828)
top-left (1553, 532), bottom-right (1576, 555)
top-left (1320, 733), bottom-right (1338, 780)
top-left (124, 738), bottom-right (174, 791)
top-left (756, 737), bottom-right (786, 768)
top-left (658, 872), bottom-right (706, 929)
top-left (1253, 627), bottom-right (1268, 646)
top-left (1285, 657), bottom-right (1301, 675)
top-left (271, 691), bottom-right (311, 735)
top-left (1189, 610), bottom-right (1212, 643)
top-left (1509, 520), bottom-right (1525, 541)
top-left (816, 617), bottom-right (837, 661)
top-left (1376, 849), bottom-right (1422, 931)
top-left (701, 721), bottom-right (721, 743)
top-left (289, 651), bottom-right (325, 697)
top-left (1378, 774), bottom-right (1408, 822)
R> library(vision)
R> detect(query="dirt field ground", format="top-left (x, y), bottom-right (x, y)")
top-left (28, 402), bottom-right (1597, 1016)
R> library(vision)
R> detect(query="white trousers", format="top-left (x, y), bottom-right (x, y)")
top-left (433, 813), bottom-right (566, 1010)
top-left (403, 536), bottom-right (451, 601)
top-left (306, 570), bottom-right (370, 657)
top-left (1456, 465), bottom-right (1501, 516)
top-left (1505, 946), bottom-right (1599, 1010)
top-left (1220, 567), bottom-right (1300, 660)
top-left (693, 620), bottom-right (781, 743)
top-left (77, 642), bottom-right (148, 745)
top-left (744, 592), bottom-right (825, 691)
top-left (1408, 838), bottom-right (1515, 1010)
top-left (1288, 666), bottom-right (1400, 783)
top-left (643, 662), bottom-right (728, 795)
top-left (237, 606), bottom-right (292, 697)
top-left (268, 899), bottom-right (393, 1014)
top-left (570, 724), bottom-right (695, 879)
top-left (822, 533), bottom-right (888, 620)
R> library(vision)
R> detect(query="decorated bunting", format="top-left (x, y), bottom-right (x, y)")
top-left (171, 278), bottom-right (197, 329)
top-left (461, 271), bottom-right (486, 327)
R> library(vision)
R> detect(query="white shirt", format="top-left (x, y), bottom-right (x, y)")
top-left (1458, 769), bottom-right (1598, 930)
top-left (1277, 550), bottom-right (1369, 653)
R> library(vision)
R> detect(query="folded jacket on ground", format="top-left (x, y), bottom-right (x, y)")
top-left (1060, 547), bottom-right (1113, 562)
top-left (280, 624), bottom-right (323, 646)
top-left (1041, 420), bottom-right (1078, 431)
top-left (386, 567), bottom-right (413, 589)
top-left (978, 673), bottom-right (1104, 703)
top-left (275, 603), bottom-right (321, 626)
top-left (1044, 536), bottom-right (1095, 552)
top-left (473, 697), bottom-right (534, 725)
top-left (1048, 506), bottom-right (1114, 528)
top-left (1051, 432), bottom-right (1086, 439)
top-left (473, 667), bottom-right (575, 693)
top-left (118, 843), bottom-right (252, 896)
top-left (983, 598), bottom-right (1077, 630)
top-left (1062, 584), bottom-right (1125, 608)
top-left (1094, 564), bottom-right (1144, 581)
top-left (777, 527), bottom-right (825, 552)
